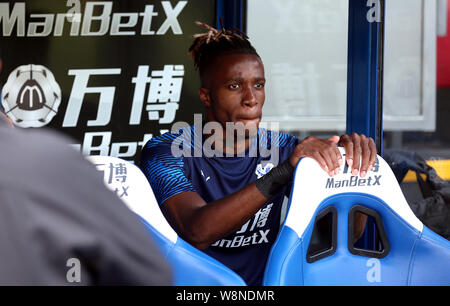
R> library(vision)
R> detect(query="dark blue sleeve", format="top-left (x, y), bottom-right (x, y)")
top-left (140, 134), bottom-right (197, 205)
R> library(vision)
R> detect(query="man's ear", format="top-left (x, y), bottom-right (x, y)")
top-left (198, 88), bottom-right (211, 108)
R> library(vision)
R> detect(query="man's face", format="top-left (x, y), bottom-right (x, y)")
top-left (200, 54), bottom-right (265, 133)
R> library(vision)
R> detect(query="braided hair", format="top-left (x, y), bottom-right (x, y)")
top-left (188, 21), bottom-right (259, 83)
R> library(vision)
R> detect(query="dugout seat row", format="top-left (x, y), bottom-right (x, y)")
top-left (88, 148), bottom-right (450, 286)
top-left (87, 155), bottom-right (246, 286)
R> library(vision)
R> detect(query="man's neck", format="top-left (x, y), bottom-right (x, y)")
top-left (203, 128), bottom-right (255, 156)
top-left (221, 135), bottom-right (251, 155)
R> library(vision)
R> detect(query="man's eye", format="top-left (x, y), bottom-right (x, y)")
top-left (229, 84), bottom-right (239, 89)
top-left (255, 83), bottom-right (265, 88)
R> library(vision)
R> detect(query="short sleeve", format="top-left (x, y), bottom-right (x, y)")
top-left (140, 133), bottom-right (197, 205)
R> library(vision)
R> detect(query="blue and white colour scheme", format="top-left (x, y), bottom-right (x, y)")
top-left (264, 147), bottom-right (450, 285)
top-left (87, 155), bottom-right (245, 286)
top-left (140, 126), bottom-right (298, 285)
top-left (88, 147), bottom-right (450, 286)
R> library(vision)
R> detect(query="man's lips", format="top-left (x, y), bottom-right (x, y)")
top-left (236, 113), bottom-right (261, 121)
top-left (235, 117), bottom-right (260, 125)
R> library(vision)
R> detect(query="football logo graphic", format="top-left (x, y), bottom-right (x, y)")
top-left (2, 64), bottom-right (61, 128)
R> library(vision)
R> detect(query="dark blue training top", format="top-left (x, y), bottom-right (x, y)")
top-left (140, 124), bottom-right (298, 285)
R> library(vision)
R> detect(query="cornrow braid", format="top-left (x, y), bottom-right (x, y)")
top-left (188, 21), bottom-right (259, 79)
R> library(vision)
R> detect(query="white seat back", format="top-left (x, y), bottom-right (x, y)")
top-left (87, 155), bottom-right (177, 243)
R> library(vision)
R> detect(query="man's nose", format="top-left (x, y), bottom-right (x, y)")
top-left (242, 86), bottom-right (257, 108)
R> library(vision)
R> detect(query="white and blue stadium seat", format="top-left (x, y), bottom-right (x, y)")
top-left (87, 155), bottom-right (246, 286)
top-left (263, 148), bottom-right (450, 285)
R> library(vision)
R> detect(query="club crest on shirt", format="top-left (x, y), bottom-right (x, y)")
top-left (255, 162), bottom-right (274, 179)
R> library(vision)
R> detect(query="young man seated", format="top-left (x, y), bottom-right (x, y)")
top-left (140, 22), bottom-right (376, 286)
